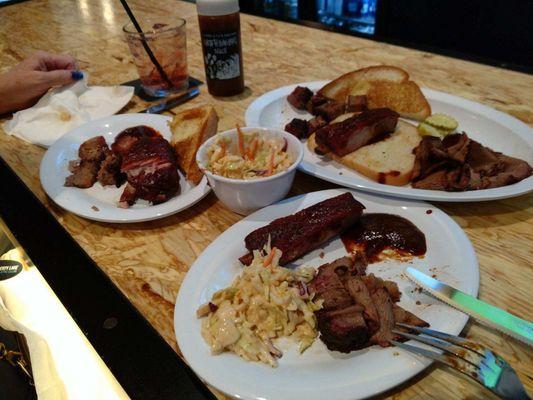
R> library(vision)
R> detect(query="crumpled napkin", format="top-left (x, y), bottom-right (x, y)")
top-left (0, 262), bottom-right (129, 400)
top-left (3, 74), bottom-right (134, 147)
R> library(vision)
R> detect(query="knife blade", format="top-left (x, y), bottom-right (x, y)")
top-left (405, 267), bottom-right (533, 346)
top-left (139, 88), bottom-right (200, 114)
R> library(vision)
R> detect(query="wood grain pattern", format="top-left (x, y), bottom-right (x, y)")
top-left (0, 1), bottom-right (532, 399)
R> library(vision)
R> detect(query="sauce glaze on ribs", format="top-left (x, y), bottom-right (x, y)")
top-left (114, 126), bottom-right (180, 207)
top-left (239, 193), bottom-right (365, 266)
top-left (315, 108), bottom-right (399, 156)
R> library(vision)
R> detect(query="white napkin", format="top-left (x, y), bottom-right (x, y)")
top-left (3, 74), bottom-right (134, 147)
top-left (0, 264), bottom-right (130, 400)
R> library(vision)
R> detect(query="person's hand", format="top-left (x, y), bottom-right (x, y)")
top-left (0, 51), bottom-right (83, 115)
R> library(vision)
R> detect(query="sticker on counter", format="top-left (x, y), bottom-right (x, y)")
top-left (0, 260), bottom-right (23, 281)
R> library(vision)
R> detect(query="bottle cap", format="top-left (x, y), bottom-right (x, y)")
top-left (196, 0), bottom-right (239, 16)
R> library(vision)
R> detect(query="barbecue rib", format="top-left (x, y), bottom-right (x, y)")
top-left (112, 126), bottom-right (180, 207)
top-left (310, 255), bottom-right (429, 353)
top-left (239, 193), bottom-right (365, 266)
top-left (315, 108), bottom-right (399, 156)
top-left (287, 86), bottom-right (313, 110)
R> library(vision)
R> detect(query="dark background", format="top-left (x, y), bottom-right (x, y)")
top-left (1, 0), bottom-right (531, 72)
top-left (239, 0), bottom-right (533, 73)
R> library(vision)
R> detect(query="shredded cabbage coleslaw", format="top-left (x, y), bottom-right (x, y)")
top-left (197, 245), bottom-right (322, 367)
top-left (205, 126), bottom-right (293, 180)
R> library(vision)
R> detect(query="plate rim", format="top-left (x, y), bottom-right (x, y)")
top-left (39, 113), bottom-right (211, 223)
top-left (174, 188), bottom-right (480, 400)
top-left (244, 81), bottom-right (533, 202)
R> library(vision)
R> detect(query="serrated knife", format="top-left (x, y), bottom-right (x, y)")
top-left (405, 267), bottom-right (533, 346)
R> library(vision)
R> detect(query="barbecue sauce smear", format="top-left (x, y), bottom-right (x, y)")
top-left (341, 213), bottom-right (426, 262)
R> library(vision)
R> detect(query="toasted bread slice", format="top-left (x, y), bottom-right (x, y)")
top-left (169, 105), bottom-right (218, 184)
top-left (308, 120), bottom-right (421, 186)
top-left (318, 66), bottom-right (431, 121)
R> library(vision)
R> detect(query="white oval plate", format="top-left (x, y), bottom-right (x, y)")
top-left (174, 189), bottom-right (479, 400)
top-left (245, 81), bottom-right (533, 202)
top-left (40, 114), bottom-right (210, 223)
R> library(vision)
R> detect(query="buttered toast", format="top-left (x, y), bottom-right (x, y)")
top-left (169, 105), bottom-right (218, 184)
top-left (318, 66), bottom-right (431, 121)
top-left (308, 119), bottom-right (421, 186)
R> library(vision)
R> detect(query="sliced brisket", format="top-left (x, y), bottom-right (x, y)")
top-left (412, 133), bottom-right (532, 191)
top-left (316, 305), bottom-right (369, 352)
top-left (310, 255), bottom-right (428, 353)
top-left (368, 287), bottom-right (395, 347)
top-left (345, 277), bottom-right (379, 331)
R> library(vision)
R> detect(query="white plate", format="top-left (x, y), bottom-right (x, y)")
top-left (174, 189), bottom-right (479, 400)
top-left (245, 81), bottom-right (533, 202)
top-left (40, 114), bottom-right (210, 223)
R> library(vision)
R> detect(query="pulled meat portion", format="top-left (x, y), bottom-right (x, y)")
top-left (287, 86), bottom-right (313, 110)
top-left (284, 87), bottom-right (371, 140)
top-left (284, 118), bottom-right (309, 139)
top-left (314, 101), bottom-right (346, 122)
top-left (65, 159), bottom-right (100, 188)
top-left (64, 126), bottom-right (181, 208)
top-left (239, 193), bottom-right (365, 266)
top-left (412, 133), bottom-right (532, 191)
top-left (65, 136), bottom-right (109, 188)
top-left (309, 255), bottom-right (428, 353)
top-left (97, 150), bottom-right (125, 187)
top-left (315, 108), bottom-right (399, 156)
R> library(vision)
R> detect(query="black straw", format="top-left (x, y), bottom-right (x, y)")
top-left (120, 0), bottom-right (173, 88)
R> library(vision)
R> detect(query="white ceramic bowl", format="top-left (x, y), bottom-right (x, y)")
top-left (197, 127), bottom-right (304, 215)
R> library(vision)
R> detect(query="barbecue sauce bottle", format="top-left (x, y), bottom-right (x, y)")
top-left (197, 0), bottom-right (245, 96)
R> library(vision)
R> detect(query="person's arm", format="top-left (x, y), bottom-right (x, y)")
top-left (0, 51), bottom-right (83, 115)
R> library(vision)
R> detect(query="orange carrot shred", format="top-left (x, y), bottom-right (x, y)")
top-left (220, 139), bottom-right (226, 158)
top-left (263, 247), bottom-right (277, 267)
top-left (236, 124), bottom-right (245, 157)
top-left (247, 138), bottom-right (258, 160)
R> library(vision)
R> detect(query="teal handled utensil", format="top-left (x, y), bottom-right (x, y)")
top-left (405, 267), bottom-right (533, 346)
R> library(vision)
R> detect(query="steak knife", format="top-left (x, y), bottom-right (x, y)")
top-left (139, 88), bottom-right (200, 114)
top-left (405, 267), bottom-right (533, 346)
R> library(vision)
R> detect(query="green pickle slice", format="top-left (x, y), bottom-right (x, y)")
top-left (425, 114), bottom-right (458, 131)
top-left (417, 122), bottom-right (447, 138)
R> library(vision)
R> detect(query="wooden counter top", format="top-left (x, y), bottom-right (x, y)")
top-left (1, 0), bottom-right (532, 398)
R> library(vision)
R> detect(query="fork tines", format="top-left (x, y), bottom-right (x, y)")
top-left (391, 323), bottom-right (485, 383)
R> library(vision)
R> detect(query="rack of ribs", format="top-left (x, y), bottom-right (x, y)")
top-left (315, 108), bottom-right (399, 156)
top-left (239, 193), bottom-right (365, 266)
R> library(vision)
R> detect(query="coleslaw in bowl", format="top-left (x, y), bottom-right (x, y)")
top-left (206, 126), bottom-right (293, 180)
top-left (197, 126), bottom-right (304, 215)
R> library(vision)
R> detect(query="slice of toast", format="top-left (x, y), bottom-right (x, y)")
top-left (169, 105), bottom-right (218, 184)
top-left (308, 119), bottom-right (421, 186)
top-left (318, 66), bottom-right (431, 121)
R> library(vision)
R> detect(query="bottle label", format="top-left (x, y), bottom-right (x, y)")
top-left (202, 32), bottom-right (241, 80)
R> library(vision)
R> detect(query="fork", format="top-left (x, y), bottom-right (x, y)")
top-left (391, 323), bottom-right (531, 400)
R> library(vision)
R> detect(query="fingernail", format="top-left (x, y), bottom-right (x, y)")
top-left (71, 70), bottom-right (84, 81)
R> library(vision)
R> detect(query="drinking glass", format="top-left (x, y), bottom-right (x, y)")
top-left (123, 17), bottom-right (189, 97)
